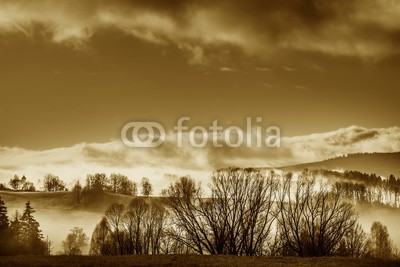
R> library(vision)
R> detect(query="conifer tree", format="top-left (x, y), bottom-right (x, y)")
top-left (0, 196), bottom-right (8, 230)
top-left (0, 196), bottom-right (10, 255)
top-left (20, 201), bottom-right (45, 255)
top-left (7, 210), bottom-right (23, 254)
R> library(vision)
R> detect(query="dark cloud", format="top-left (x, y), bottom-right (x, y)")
top-left (0, 0), bottom-right (399, 151)
top-left (326, 127), bottom-right (379, 146)
top-left (82, 144), bottom-right (131, 167)
top-left (351, 130), bottom-right (379, 143)
top-left (0, 0), bottom-right (399, 63)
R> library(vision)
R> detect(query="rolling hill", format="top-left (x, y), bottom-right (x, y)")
top-left (275, 152), bottom-right (400, 177)
top-left (0, 190), bottom-right (161, 212)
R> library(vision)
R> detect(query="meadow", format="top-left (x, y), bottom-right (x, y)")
top-left (1, 255), bottom-right (400, 267)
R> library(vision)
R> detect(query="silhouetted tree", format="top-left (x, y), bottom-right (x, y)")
top-left (90, 217), bottom-right (112, 256)
top-left (43, 174), bottom-right (66, 192)
top-left (110, 173), bottom-right (137, 196)
top-left (276, 172), bottom-right (357, 257)
top-left (0, 196), bottom-right (8, 231)
top-left (143, 202), bottom-right (167, 254)
top-left (123, 198), bottom-right (148, 254)
top-left (0, 196), bottom-right (10, 255)
top-left (20, 201), bottom-right (46, 254)
top-left (44, 235), bottom-right (52, 255)
top-left (141, 177), bottom-right (153, 197)
top-left (210, 168), bottom-right (277, 255)
top-left (62, 227), bottom-right (88, 255)
top-left (72, 181), bottom-right (83, 204)
top-left (8, 211), bottom-right (23, 254)
top-left (90, 200), bottom-right (168, 256)
top-left (105, 203), bottom-right (125, 255)
top-left (369, 221), bottom-right (393, 259)
top-left (85, 173), bottom-right (109, 192)
top-left (337, 223), bottom-right (371, 257)
top-left (165, 169), bottom-right (277, 256)
top-left (9, 175), bottom-right (21, 190)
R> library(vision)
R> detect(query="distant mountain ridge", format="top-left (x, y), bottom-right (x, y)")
top-left (276, 152), bottom-right (400, 177)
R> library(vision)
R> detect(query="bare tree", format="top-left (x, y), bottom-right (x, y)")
top-left (369, 221), bottom-right (393, 259)
top-left (9, 175), bottom-right (21, 190)
top-left (44, 235), bottom-right (52, 255)
top-left (337, 223), bottom-right (370, 257)
top-left (110, 173), bottom-right (137, 196)
top-left (90, 217), bottom-right (112, 255)
top-left (85, 173), bottom-right (109, 192)
top-left (165, 169), bottom-right (277, 256)
top-left (141, 177), bottom-right (153, 197)
top-left (90, 199), bottom-right (168, 255)
top-left (43, 173), bottom-right (66, 192)
top-left (72, 181), bottom-right (83, 204)
top-left (143, 203), bottom-right (168, 254)
top-left (123, 198), bottom-right (149, 254)
top-left (275, 172), bottom-right (357, 256)
top-left (105, 203), bottom-right (125, 255)
top-left (208, 168), bottom-right (277, 255)
top-left (164, 176), bottom-right (211, 254)
top-left (62, 227), bottom-right (88, 255)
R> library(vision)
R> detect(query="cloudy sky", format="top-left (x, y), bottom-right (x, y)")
top-left (0, 0), bottom-right (399, 188)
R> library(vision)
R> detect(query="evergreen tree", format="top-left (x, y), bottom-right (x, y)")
top-left (0, 196), bottom-right (10, 255)
top-left (9, 211), bottom-right (23, 254)
top-left (0, 196), bottom-right (9, 230)
top-left (20, 201), bottom-right (45, 255)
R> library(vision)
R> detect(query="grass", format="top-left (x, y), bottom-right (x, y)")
top-left (0, 255), bottom-right (399, 267)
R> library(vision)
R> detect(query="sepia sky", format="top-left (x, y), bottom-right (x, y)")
top-left (0, 0), bottom-right (399, 150)
top-left (0, 0), bottom-right (400, 188)
top-left (2, 1), bottom-right (400, 253)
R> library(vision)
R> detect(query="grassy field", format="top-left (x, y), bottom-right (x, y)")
top-left (0, 255), bottom-right (399, 267)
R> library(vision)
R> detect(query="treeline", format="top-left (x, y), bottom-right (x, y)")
top-left (3, 174), bottom-right (67, 192)
top-left (314, 170), bottom-right (400, 207)
top-left (90, 198), bottom-right (167, 255)
top-left (334, 152), bottom-right (400, 159)
top-left (1, 173), bottom-right (153, 198)
top-left (0, 197), bottom-right (50, 255)
top-left (68, 174), bottom-right (153, 205)
top-left (89, 168), bottom-right (397, 258)
top-left (7, 175), bottom-right (36, 191)
top-left (81, 173), bottom-right (152, 196)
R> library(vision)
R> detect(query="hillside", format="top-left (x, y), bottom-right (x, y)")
top-left (277, 152), bottom-right (400, 177)
top-left (0, 190), bottom-right (162, 212)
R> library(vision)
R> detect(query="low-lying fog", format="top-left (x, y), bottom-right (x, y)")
top-left (8, 208), bottom-right (102, 254)
top-left (8, 204), bottom-right (400, 255)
